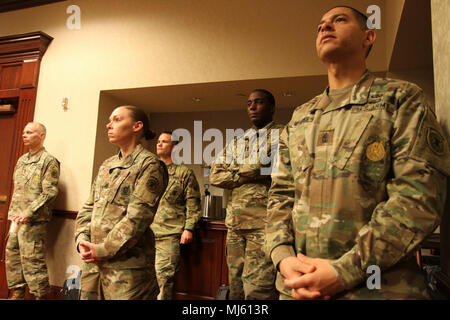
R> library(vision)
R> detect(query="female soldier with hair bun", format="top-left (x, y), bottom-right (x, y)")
top-left (75, 105), bottom-right (168, 300)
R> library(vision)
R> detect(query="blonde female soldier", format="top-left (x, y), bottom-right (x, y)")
top-left (75, 105), bottom-right (168, 300)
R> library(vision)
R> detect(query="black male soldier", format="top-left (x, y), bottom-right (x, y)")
top-left (6, 122), bottom-right (60, 300)
top-left (265, 6), bottom-right (449, 299)
top-left (151, 131), bottom-right (202, 300)
top-left (210, 89), bottom-right (283, 300)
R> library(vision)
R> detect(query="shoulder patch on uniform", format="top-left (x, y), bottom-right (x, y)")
top-left (410, 107), bottom-right (450, 175)
top-left (426, 128), bottom-right (445, 156)
top-left (51, 169), bottom-right (58, 179)
top-left (147, 176), bottom-right (160, 192)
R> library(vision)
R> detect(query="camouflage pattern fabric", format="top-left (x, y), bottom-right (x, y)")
top-left (7, 148), bottom-right (60, 223)
top-left (210, 121), bottom-right (283, 300)
top-left (6, 223), bottom-right (50, 298)
top-left (75, 144), bottom-right (168, 300)
top-left (6, 148), bottom-right (59, 298)
top-left (80, 262), bottom-right (158, 300)
top-left (151, 164), bottom-right (201, 237)
top-left (266, 71), bottom-right (450, 299)
top-left (151, 164), bottom-right (201, 299)
top-left (210, 121), bottom-right (284, 230)
top-left (154, 235), bottom-right (180, 300)
top-left (226, 229), bottom-right (279, 300)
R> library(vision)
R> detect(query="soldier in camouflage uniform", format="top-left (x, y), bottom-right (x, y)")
top-left (6, 122), bottom-right (60, 300)
top-left (210, 89), bottom-right (283, 300)
top-left (151, 131), bottom-right (202, 300)
top-left (265, 6), bottom-right (450, 300)
top-left (74, 106), bottom-right (168, 300)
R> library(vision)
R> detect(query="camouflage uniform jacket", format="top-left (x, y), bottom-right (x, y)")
top-left (151, 164), bottom-right (201, 238)
top-left (266, 71), bottom-right (450, 298)
top-left (210, 121), bottom-right (285, 230)
top-left (8, 148), bottom-right (60, 223)
top-left (75, 144), bottom-right (168, 269)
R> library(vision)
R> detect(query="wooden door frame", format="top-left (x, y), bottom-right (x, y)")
top-left (0, 31), bottom-right (53, 298)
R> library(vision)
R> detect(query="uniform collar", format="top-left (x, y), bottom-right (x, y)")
top-left (110, 144), bottom-right (144, 170)
top-left (311, 70), bottom-right (375, 114)
top-left (167, 163), bottom-right (177, 175)
top-left (24, 147), bottom-right (45, 164)
top-left (247, 120), bottom-right (276, 134)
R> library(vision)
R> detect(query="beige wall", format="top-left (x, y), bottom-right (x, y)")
top-left (431, 0), bottom-right (450, 276)
top-left (387, 68), bottom-right (435, 109)
top-left (384, 0), bottom-right (405, 68)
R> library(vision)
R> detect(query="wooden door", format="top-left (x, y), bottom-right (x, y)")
top-left (0, 62), bottom-right (22, 298)
top-left (0, 32), bottom-right (53, 298)
top-left (0, 109), bottom-right (19, 298)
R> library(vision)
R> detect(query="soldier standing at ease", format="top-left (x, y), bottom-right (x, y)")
top-left (151, 131), bottom-right (202, 300)
top-left (74, 105), bottom-right (168, 300)
top-left (6, 122), bottom-right (60, 300)
top-left (265, 5), bottom-right (450, 300)
top-left (210, 89), bottom-right (283, 300)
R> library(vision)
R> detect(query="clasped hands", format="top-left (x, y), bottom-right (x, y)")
top-left (279, 253), bottom-right (344, 300)
top-left (78, 240), bottom-right (101, 264)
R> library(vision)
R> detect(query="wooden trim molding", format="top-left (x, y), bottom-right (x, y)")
top-left (0, 31), bottom-right (53, 64)
top-left (0, 0), bottom-right (67, 13)
top-left (53, 209), bottom-right (77, 220)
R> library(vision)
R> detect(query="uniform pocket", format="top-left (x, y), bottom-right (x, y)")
top-left (333, 113), bottom-right (373, 170)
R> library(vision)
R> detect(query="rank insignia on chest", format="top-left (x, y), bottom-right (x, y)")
top-left (317, 130), bottom-right (334, 146)
top-left (366, 141), bottom-right (386, 162)
top-left (34, 175), bottom-right (39, 181)
top-left (121, 186), bottom-right (130, 196)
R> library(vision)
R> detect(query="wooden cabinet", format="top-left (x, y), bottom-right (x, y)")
top-left (174, 219), bottom-right (228, 300)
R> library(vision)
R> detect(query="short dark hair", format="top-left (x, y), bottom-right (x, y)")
top-left (160, 130), bottom-right (179, 145)
top-left (121, 105), bottom-right (155, 140)
top-left (251, 89), bottom-right (276, 106)
top-left (328, 5), bottom-right (373, 57)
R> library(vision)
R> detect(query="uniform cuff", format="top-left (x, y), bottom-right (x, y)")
top-left (75, 234), bottom-right (90, 253)
top-left (238, 164), bottom-right (260, 176)
top-left (271, 245), bottom-right (296, 271)
top-left (330, 249), bottom-right (366, 290)
top-left (23, 209), bottom-right (33, 219)
top-left (95, 243), bottom-right (110, 260)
